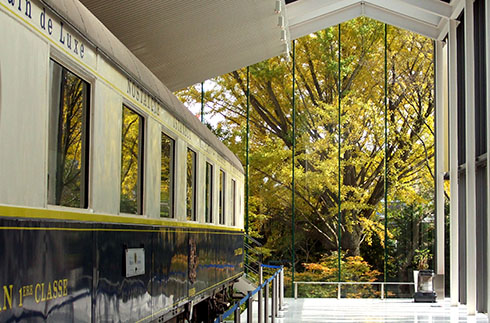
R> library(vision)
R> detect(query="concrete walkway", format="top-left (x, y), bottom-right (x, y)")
top-left (240, 298), bottom-right (489, 322)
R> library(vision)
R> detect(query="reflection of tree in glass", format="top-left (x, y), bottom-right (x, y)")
top-left (205, 162), bottom-right (213, 222)
top-left (120, 107), bottom-right (141, 214)
top-left (219, 170), bottom-right (225, 224)
top-left (186, 149), bottom-right (196, 220)
top-left (160, 135), bottom-right (173, 217)
top-left (55, 69), bottom-right (88, 207)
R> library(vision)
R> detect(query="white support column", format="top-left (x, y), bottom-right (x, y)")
top-left (448, 19), bottom-right (459, 307)
top-left (464, 0), bottom-right (477, 315)
top-left (485, 0), bottom-right (490, 318)
top-left (435, 40), bottom-right (445, 280)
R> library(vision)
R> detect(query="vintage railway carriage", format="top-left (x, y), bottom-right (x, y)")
top-left (0, 0), bottom-right (245, 321)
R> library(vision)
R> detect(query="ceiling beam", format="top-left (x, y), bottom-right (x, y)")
top-left (364, 3), bottom-right (441, 39)
top-left (288, 0), bottom-right (359, 26)
top-left (401, 0), bottom-right (453, 18)
top-left (368, 0), bottom-right (443, 26)
top-left (437, 18), bottom-right (449, 40)
top-left (450, 0), bottom-right (464, 19)
top-left (287, 0), bottom-right (447, 41)
top-left (289, 3), bottom-right (362, 39)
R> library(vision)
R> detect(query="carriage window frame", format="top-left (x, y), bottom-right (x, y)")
top-left (120, 105), bottom-right (145, 215)
top-left (47, 59), bottom-right (91, 209)
top-left (219, 170), bottom-right (226, 225)
top-left (231, 179), bottom-right (237, 226)
top-left (186, 148), bottom-right (197, 221)
top-left (160, 131), bottom-right (175, 218)
top-left (205, 162), bottom-right (214, 223)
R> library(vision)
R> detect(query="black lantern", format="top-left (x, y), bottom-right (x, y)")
top-left (413, 270), bottom-right (437, 302)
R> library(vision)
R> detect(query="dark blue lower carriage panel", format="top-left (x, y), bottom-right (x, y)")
top-left (150, 229), bottom-right (189, 319)
top-left (0, 215), bottom-right (244, 322)
top-left (192, 231), bottom-right (243, 298)
top-left (0, 219), bottom-right (93, 322)
top-left (95, 228), bottom-right (153, 322)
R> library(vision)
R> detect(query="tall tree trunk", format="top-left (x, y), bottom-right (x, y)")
top-left (341, 229), bottom-right (362, 256)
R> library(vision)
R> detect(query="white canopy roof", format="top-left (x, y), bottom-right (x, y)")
top-left (77, 0), bottom-right (290, 91)
top-left (287, 0), bottom-right (460, 42)
top-left (56, 0), bottom-right (462, 91)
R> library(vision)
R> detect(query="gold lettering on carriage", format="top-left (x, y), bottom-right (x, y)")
top-left (126, 79), bottom-right (162, 115)
top-left (3, 0), bottom-right (85, 59)
top-left (0, 279), bottom-right (68, 311)
top-left (173, 119), bottom-right (192, 140)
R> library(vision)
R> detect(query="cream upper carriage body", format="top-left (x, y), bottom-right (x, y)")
top-left (0, 0), bottom-right (245, 229)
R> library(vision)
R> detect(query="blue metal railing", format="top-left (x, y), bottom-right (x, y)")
top-left (215, 265), bottom-right (284, 323)
top-left (243, 234), bottom-right (264, 283)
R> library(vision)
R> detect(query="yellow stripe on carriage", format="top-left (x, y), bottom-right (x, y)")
top-left (0, 205), bottom-right (244, 233)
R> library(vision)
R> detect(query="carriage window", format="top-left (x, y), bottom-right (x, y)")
top-left (47, 60), bottom-right (90, 208)
top-left (219, 170), bottom-right (226, 225)
top-left (160, 133), bottom-right (174, 218)
top-left (186, 148), bottom-right (197, 221)
top-left (120, 106), bottom-right (144, 214)
top-left (231, 179), bottom-right (236, 226)
top-left (205, 162), bottom-right (213, 223)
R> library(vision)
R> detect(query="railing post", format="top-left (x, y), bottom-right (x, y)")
top-left (294, 282), bottom-right (298, 299)
top-left (259, 266), bottom-right (263, 323)
top-left (247, 291), bottom-right (253, 323)
top-left (271, 278), bottom-right (276, 322)
top-left (278, 266), bottom-right (284, 311)
top-left (234, 305), bottom-right (241, 323)
top-left (257, 289), bottom-right (262, 323)
top-left (337, 283), bottom-right (341, 300)
top-left (281, 266), bottom-right (284, 310)
top-left (275, 275), bottom-right (279, 317)
top-left (264, 282), bottom-right (269, 323)
top-left (276, 272), bottom-right (281, 317)
top-left (381, 283), bottom-right (384, 300)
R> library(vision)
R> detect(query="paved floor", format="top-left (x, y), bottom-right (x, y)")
top-left (240, 298), bottom-right (489, 323)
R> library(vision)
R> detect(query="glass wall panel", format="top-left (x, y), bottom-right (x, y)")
top-left (473, 0), bottom-right (488, 311)
top-left (458, 172), bottom-right (467, 303)
top-left (48, 60), bottom-right (90, 208)
top-left (457, 13), bottom-right (466, 166)
top-left (176, 17), bottom-right (435, 299)
top-left (120, 106), bottom-right (144, 214)
top-left (385, 24), bottom-right (435, 298)
top-left (292, 19), bottom-right (435, 298)
top-left (456, 11), bottom-right (467, 304)
top-left (476, 166), bottom-right (488, 311)
top-left (340, 18), bottom-right (385, 297)
top-left (205, 162), bottom-right (213, 223)
top-left (186, 148), bottom-right (197, 221)
top-left (474, 0), bottom-right (487, 157)
top-left (289, 23), bottom-right (342, 298)
top-left (160, 133), bottom-right (174, 217)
